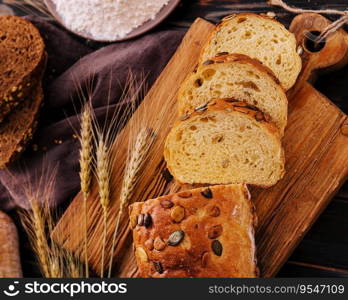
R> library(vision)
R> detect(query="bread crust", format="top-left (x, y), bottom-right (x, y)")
top-left (220, 12), bottom-right (288, 30)
top-left (177, 53), bottom-right (289, 136)
top-left (129, 185), bottom-right (259, 278)
top-left (208, 98), bottom-right (281, 139)
top-left (201, 53), bottom-right (282, 86)
top-left (0, 16), bottom-right (46, 122)
top-left (199, 13), bottom-right (302, 90)
top-left (0, 84), bottom-right (44, 169)
top-left (166, 98), bottom-right (285, 188)
top-left (199, 13), bottom-right (285, 65)
top-left (0, 54), bottom-right (47, 169)
top-left (176, 98), bottom-right (282, 145)
top-left (178, 53), bottom-right (289, 118)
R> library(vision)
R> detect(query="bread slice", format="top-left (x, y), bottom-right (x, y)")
top-left (129, 184), bottom-right (258, 278)
top-left (178, 53), bottom-right (288, 135)
top-left (0, 82), bottom-right (44, 169)
top-left (0, 16), bottom-right (46, 122)
top-left (200, 13), bottom-right (302, 90)
top-left (165, 99), bottom-right (285, 187)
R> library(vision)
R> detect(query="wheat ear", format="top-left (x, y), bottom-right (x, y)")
top-left (28, 198), bottom-right (52, 277)
top-left (96, 138), bottom-right (111, 278)
top-left (65, 251), bottom-right (82, 278)
top-left (107, 128), bottom-right (152, 277)
top-left (17, 164), bottom-right (84, 278)
top-left (79, 104), bottom-right (93, 278)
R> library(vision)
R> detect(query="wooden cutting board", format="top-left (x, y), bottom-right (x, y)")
top-left (52, 13), bottom-right (348, 278)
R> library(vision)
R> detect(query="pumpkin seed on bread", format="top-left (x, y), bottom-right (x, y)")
top-left (165, 99), bottom-right (285, 187)
top-left (0, 16), bottom-right (46, 122)
top-left (200, 13), bottom-right (302, 90)
top-left (129, 184), bottom-right (258, 278)
top-left (178, 53), bottom-right (288, 135)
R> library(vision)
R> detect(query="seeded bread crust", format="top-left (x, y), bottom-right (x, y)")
top-left (203, 53), bottom-right (281, 85)
top-left (199, 13), bottom-right (302, 90)
top-left (178, 98), bottom-right (281, 139)
top-left (165, 98), bottom-right (285, 187)
top-left (0, 16), bottom-right (46, 122)
top-left (178, 53), bottom-right (288, 134)
top-left (129, 184), bottom-right (259, 278)
top-left (205, 98), bottom-right (281, 140)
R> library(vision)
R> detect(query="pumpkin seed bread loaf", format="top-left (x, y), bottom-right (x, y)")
top-left (164, 99), bottom-right (285, 187)
top-left (0, 81), bottom-right (44, 169)
top-left (178, 53), bottom-right (288, 135)
top-left (0, 16), bottom-right (46, 122)
top-left (129, 184), bottom-right (258, 278)
top-left (200, 13), bottom-right (302, 90)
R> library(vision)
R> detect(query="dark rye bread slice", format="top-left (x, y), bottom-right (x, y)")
top-left (0, 82), bottom-right (43, 169)
top-left (165, 98), bottom-right (285, 187)
top-left (0, 16), bottom-right (45, 122)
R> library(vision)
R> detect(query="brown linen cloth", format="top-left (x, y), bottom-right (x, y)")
top-left (0, 16), bottom-right (184, 210)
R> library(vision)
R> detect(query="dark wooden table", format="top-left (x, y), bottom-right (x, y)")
top-left (1, 0), bottom-right (348, 277)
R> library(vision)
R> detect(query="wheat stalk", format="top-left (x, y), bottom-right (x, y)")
top-left (17, 164), bottom-right (84, 278)
top-left (19, 165), bottom-right (57, 278)
top-left (120, 128), bottom-right (153, 211)
top-left (50, 257), bottom-right (62, 278)
top-left (26, 197), bottom-right (52, 277)
top-left (65, 251), bottom-right (82, 278)
top-left (89, 72), bottom-right (146, 277)
top-left (79, 103), bottom-right (93, 278)
top-left (107, 127), bottom-right (152, 277)
top-left (96, 138), bottom-right (111, 278)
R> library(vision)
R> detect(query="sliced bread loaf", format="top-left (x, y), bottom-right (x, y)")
top-left (0, 16), bottom-right (46, 122)
top-left (0, 82), bottom-right (44, 169)
top-left (129, 184), bottom-right (258, 278)
top-left (178, 53), bottom-right (288, 135)
top-left (164, 99), bottom-right (285, 187)
top-left (199, 13), bottom-right (302, 90)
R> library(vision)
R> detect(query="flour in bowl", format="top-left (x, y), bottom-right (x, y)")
top-left (52, 0), bottom-right (171, 41)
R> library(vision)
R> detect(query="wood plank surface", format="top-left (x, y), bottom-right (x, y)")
top-left (52, 13), bottom-right (348, 278)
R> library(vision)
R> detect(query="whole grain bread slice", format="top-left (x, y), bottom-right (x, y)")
top-left (199, 13), bottom-right (302, 90)
top-left (178, 53), bottom-right (288, 135)
top-left (0, 81), bottom-right (44, 169)
top-left (164, 98), bottom-right (285, 187)
top-left (0, 16), bottom-right (46, 122)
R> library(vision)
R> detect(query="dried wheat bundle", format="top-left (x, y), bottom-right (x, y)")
top-left (16, 164), bottom-right (83, 278)
top-left (107, 127), bottom-right (153, 277)
top-left (106, 71), bottom-right (181, 277)
top-left (92, 73), bottom-right (140, 277)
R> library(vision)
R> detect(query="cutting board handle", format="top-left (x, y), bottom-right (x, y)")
top-left (289, 13), bottom-right (348, 96)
